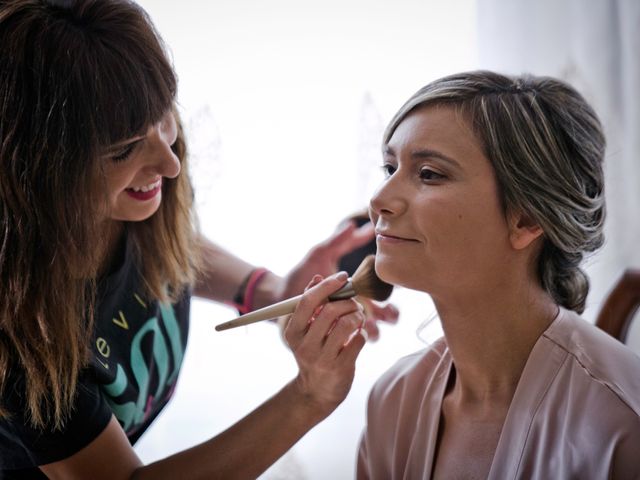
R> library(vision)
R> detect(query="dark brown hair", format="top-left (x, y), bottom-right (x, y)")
top-left (0, 0), bottom-right (199, 428)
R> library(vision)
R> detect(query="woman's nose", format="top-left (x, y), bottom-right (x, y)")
top-left (146, 111), bottom-right (180, 178)
top-left (369, 173), bottom-right (407, 219)
top-left (160, 110), bottom-right (179, 147)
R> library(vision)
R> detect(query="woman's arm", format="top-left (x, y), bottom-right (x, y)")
top-left (192, 234), bottom-right (283, 309)
top-left (40, 273), bottom-right (366, 480)
top-left (193, 220), bottom-right (376, 309)
top-left (194, 221), bottom-right (398, 337)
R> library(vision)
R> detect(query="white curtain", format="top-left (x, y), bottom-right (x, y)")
top-left (477, 0), bottom-right (640, 322)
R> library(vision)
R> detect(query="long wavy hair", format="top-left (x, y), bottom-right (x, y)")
top-left (0, 0), bottom-right (199, 429)
top-left (384, 71), bottom-right (606, 314)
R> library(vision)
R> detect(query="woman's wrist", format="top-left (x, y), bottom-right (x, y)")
top-left (232, 267), bottom-right (274, 314)
top-left (281, 378), bottom-right (332, 427)
top-left (251, 271), bottom-right (286, 311)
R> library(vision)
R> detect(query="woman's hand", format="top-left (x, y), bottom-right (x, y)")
top-left (279, 221), bottom-right (399, 341)
top-left (284, 272), bottom-right (367, 417)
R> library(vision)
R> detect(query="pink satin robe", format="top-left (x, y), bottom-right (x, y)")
top-left (357, 309), bottom-right (640, 479)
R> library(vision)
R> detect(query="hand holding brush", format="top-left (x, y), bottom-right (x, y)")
top-left (215, 255), bottom-right (393, 332)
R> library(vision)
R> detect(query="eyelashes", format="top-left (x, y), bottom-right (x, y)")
top-left (380, 163), bottom-right (446, 182)
top-left (381, 164), bottom-right (396, 177)
top-left (110, 138), bottom-right (144, 163)
top-left (419, 168), bottom-right (445, 181)
top-left (111, 144), bottom-right (135, 162)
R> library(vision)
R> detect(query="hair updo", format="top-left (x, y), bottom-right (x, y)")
top-left (384, 71), bottom-right (605, 313)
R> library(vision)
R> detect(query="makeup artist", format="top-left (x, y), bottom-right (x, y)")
top-left (0, 0), bottom-right (396, 478)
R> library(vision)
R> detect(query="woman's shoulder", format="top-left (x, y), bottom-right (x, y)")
top-left (368, 338), bottom-right (450, 407)
top-left (0, 366), bottom-right (112, 470)
top-left (543, 308), bottom-right (640, 416)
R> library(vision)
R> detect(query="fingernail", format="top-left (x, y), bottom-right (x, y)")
top-left (336, 271), bottom-right (348, 280)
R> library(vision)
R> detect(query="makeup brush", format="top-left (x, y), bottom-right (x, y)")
top-left (215, 255), bottom-right (393, 332)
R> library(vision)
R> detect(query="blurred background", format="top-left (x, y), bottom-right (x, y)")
top-left (134, 0), bottom-right (639, 478)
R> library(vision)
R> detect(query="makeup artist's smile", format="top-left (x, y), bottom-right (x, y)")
top-left (125, 178), bottom-right (162, 201)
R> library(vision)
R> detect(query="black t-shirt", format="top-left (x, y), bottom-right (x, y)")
top-left (0, 235), bottom-right (191, 476)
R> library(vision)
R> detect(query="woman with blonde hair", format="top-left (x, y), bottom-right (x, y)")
top-left (357, 70), bottom-right (640, 479)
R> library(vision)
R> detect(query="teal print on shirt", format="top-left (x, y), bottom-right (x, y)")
top-left (103, 303), bottom-right (184, 432)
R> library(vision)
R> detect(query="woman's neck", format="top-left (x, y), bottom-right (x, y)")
top-left (434, 283), bottom-right (559, 405)
top-left (96, 221), bottom-right (125, 277)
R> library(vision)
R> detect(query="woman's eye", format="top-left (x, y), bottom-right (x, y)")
top-left (110, 139), bottom-right (144, 162)
top-left (419, 168), bottom-right (445, 181)
top-left (381, 164), bottom-right (396, 177)
top-left (111, 144), bottom-right (135, 162)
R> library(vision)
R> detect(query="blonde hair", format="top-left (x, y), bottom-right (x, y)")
top-left (385, 71), bottom-right (606, 313)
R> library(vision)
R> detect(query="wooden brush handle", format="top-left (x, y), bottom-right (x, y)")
top-left (215, 294), bottom-right (302, 331)
top-left (215, 281), bottom-right (356, 332)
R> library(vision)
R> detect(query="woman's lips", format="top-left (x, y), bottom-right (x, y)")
top-left (125, 180), bottom-right (162, 201)
top-left (376, 232), bottom-right (419, 243)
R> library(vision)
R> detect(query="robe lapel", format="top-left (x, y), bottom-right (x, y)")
top-left (487, 311), bottom-right (567, 479)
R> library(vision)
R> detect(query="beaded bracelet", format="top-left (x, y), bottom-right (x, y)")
top-left (232, 267), bottom-right (269, 315)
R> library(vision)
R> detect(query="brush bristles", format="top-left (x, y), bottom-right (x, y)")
top-left (351, 255), bottom-right (393, 301)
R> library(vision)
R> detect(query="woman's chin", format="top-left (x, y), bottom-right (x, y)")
top-left (374, 256), bottom-right (431, 293)
top-left (375, 258), bottom-right (407, 287)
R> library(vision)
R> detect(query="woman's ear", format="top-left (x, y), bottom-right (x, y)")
top-left (508, 211), bottom-right (544, 250)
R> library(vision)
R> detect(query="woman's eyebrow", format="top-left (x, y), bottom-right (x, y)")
top-left (108, 136), bottom-right (146, 152)
top-left (411, 149), bottom-right (461, 169)
top-left (383, 145), bottom-right (461, 169)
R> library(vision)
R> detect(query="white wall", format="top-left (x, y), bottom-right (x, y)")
top-left (133, 1), bottom-right (477, 478)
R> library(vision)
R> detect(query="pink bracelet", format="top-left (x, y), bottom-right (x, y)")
top-left (238, 267), bottom-right (269, 314)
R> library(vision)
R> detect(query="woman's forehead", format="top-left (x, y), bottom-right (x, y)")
top-left (388, 106), bottom-right (482, 157)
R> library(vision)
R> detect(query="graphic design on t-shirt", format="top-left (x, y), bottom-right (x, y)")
top-left (95, 294), bottom-right (185, 435)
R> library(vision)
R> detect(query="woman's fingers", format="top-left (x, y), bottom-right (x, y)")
top-left (339, 326), bottom-right (367, 365)
top-left (320, 310), bottom-right (365, 357)
top-left (283, 271), bottom-right (369, 416)
top-left (304, 299), bottom-right (362, 352)
top-left (285, 271), bottom-right (348, 347)
top-left (357, 297), bottom-right (399, 342)
top-left (322, 220), bottom-right (374, 260)
top-left (305, 274), bottom-right (323, 292)
top-left (284, 270), bottom-right (367, 359)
